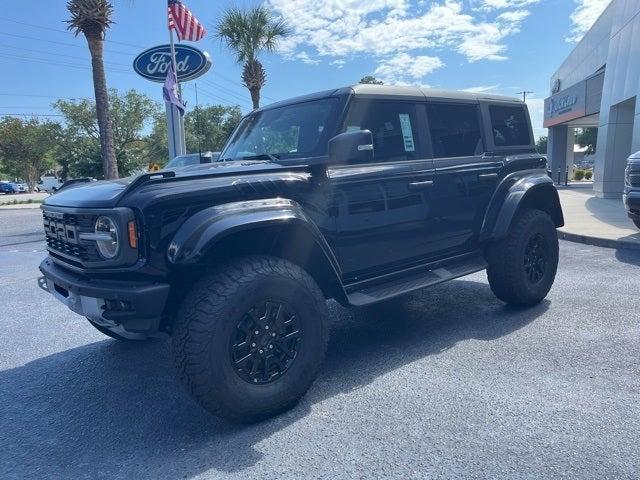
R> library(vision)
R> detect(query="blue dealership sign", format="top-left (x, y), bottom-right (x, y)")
top-left (133, 44), bottom-right (212, 83)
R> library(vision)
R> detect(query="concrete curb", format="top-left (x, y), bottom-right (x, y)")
top-left (0, 204), bottom-right (43, 210)
top-left (558, 230), bottom-right (640, 251)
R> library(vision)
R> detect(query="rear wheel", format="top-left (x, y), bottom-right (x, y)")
top-left (486, 209), bottom-right (559, 306)
top-left (171, 256), bottom-right (329, 423)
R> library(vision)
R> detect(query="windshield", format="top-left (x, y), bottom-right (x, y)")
top-left (220, 98), bottom-right (339, 161)
top-left (166, 154), bottom-right (201, 169)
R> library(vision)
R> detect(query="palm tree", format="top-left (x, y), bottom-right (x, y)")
top-left (216, 7), bottom-right (289, 110)
top-left (67, 0), bottom-right (119, 179)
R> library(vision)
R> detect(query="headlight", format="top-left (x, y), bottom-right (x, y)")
top-left (94, 216), bottom-right (119, 259)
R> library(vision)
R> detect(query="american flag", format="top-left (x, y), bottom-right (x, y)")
top-left (168, 0), bottom-right (207, 42)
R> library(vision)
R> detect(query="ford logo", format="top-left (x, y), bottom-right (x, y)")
top-left (133, 44), bottom-right (212, 83)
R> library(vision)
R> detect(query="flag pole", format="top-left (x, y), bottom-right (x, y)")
top-left (167, 27), bottom-right (186, 156)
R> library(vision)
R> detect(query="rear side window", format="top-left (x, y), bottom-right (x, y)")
top-left (489, 105), bottom-right (531, 146)
top-left (426, 103), bottom-right (483, 158)
top-left (343, 100), bottom-right (422, 162)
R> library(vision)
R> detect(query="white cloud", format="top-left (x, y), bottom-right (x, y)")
top-left (478, 0), bottom-right (539, 10)
top-left (461, 84), bottom-right (500, 92)
top-left (497, 10), bottom-right (530, 22)
top-left (567, 0), bottom-right (611, 42)
top-left (269, 0), bottom-right (534, 83)
top-left (374, 54), bottom-right (444, 84)
top-left (294, 51), bottom-right (321, 65)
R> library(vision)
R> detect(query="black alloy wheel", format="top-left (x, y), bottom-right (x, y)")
top-left (230, 300), bottom-right (302, 385)
top-left (523, 233), bottom-right (548, 284)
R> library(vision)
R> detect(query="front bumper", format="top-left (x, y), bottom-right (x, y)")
top-left (623, 190), bottom-right (640, 220)
top-left (38, 257), bottom-right (170, 334)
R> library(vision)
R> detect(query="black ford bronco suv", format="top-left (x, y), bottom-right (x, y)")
top-left (39, 85), bottom-right (564, 422)
top-left (624, 151), bottom-right (640, 229)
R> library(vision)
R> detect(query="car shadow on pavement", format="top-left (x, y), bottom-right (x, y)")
top-left (0, 279), bottom-right (548, 479)
top-left (615, 247), bottom-right (640, 266)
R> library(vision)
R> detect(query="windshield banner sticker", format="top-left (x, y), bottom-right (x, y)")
top-left (399, 114), bottom-right (415, 152)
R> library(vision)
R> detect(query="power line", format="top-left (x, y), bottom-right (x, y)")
top-left (0, 32), bottom-right (136, 56)
top-left (183, 83), bottom-right (246, 108)
top-left (0, 53), bottom-right (133, 74)
top-left (209, 71), bottom-right (277, 102)
top-left (0, 17), bottom-right (145, 49)
top-left (200, 78), bottom-right (253, 104)
top-left (0, 93), bottom-right (92, 100)
top-left (0, 43), bottom-right (131, 68)
top-left (0, 106), bottom-right (58, 110)
top-left (0, 113), bottom-right (64, 118)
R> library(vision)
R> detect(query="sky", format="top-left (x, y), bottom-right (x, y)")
top-left (0, 0), bottom-right (612, 140)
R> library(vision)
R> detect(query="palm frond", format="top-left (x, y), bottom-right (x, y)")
top-left (66, 0), bottom-right (114, 37)
top-left (216, 6), bottom-right (289, 64)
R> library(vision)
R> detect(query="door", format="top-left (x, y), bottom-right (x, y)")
top-left (426, 102), bottom-right (502, 253)
top-left (324, 99), bottom-right (437, 281)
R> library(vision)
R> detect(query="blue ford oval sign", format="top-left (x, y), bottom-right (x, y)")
top-left (133, 44), bottom-right (212, 83)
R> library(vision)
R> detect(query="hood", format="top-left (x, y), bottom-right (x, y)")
top-left (42, 160), bottom-right (298, 209)
top-left (628, 150), bottom-right (640, 163)
top-left (43, 177), bottom-right (134, 208)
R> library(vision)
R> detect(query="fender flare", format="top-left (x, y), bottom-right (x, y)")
top-left (481, 170), bottom-right (564, 241)
top-left (167, 197), bottom-right (344, 292)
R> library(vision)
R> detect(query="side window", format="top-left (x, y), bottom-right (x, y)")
top-left (426, 103), bottom-right (482, 158)
top-left (343, 100), bottom-right (422, 162)
top-left (489, 105), bottom-right (531, 147)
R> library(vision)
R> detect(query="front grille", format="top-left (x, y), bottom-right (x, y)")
top-left (42, 209), bottom-right (99, 263)
top-left (628, 173), bottom-right (640, 188)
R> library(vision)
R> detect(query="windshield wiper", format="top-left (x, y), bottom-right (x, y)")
top-left (242, 153), bottom-right (281, 162)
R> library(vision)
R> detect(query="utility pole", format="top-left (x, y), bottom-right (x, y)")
top-left (517, 90), bottom-right (534, 102)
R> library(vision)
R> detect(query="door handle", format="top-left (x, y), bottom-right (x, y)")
top-left (408, 180), bottom-right (434, 191)
top-left (478, 173), bottom-right (499, 181)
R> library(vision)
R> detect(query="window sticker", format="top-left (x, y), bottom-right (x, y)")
top-left (398, 114), bottom-right (415, 152)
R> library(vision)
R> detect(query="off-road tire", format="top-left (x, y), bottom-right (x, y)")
top-left (86, 318), bottom-right (149, 341)
top-left (486, 209), bottom-right (559, 307)
top-left (171, 256), bottom-right (330, 423)
top-left (633, 218), bottom-right (640, 230)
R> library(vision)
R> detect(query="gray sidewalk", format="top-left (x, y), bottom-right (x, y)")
top-left (557, 182), bottom-right (640, 250)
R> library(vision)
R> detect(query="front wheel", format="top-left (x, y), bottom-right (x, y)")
top-left (486, 209), bottom-right (559, 306)
top-left (171, 256), bottom-right (329, 423)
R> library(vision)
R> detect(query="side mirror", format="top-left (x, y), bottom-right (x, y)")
top-left (328, 130), bottom-right (374, 165)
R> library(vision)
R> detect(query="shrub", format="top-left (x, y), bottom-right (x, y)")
top-left (585, 170), bottom-right (593, 180)
top-left (573, 169), bottom-right (585, 181)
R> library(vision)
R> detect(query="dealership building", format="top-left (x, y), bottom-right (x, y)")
top-left (545, 0), bottom-right (640, 198)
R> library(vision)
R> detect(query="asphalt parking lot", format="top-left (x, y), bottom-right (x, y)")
top-left (1, 208), bottom-right (639, 479)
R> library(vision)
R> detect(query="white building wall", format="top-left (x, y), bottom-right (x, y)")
top-left (594, 0), bottom-right (640, 197)
top-left (549, 0), bottom-right (640, 197)
top-left (550, 3), bottom-right (614, 91)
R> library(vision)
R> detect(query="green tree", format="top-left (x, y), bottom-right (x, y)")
top-left (149, 105), bottom-right (243, 165)
top-left (66, 0), bottom-right (119, 179)
top-left (216, 6), bottom-right (290, 110)
top-left (186, 105), bottom-right (243, 153)
top-left (536, 136), bottom-right (548, 154)
top-left (0, 117), bottom-right (59, 191)
top-left (576, 127), bottom-right (597, 154)
top-left (359, 76), bottom-right (384, 85)
top-left (54, 89), bottom-right (161, 178)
